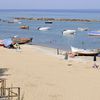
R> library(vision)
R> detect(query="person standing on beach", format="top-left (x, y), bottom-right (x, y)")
top-left (57, 48), bottom-right (59, 55)
top-left (64, 52), bottom-right (68, 60)
top-left (93, 54), bottom-right (99, 68)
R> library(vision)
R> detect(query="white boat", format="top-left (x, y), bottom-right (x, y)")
top-left (96, 30), bottom-right (100, 32)
top-left (78, 27), bottom-right (88, 31)
top-left (38, 27), bottom-right (50, 31)
top-left (88, 31), bottom-right (100, 36)
top-left (13, 19), bottom-right (22, 24)
top-left (71, 46), bottom-right (98, 56)
top-left (7, 19), bottom-right (22, 24)
top-left (63, 30), bottom-right (76, 35)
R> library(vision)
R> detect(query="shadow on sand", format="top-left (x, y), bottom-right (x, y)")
top-left (0, 68), bottom-right (8, 77)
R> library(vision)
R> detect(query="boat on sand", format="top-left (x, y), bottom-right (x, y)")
top-left (71, 46), bottom-right (99, 56)
top-left (0, 40), bottom-right (4, 46)
top-left (12, 37), bottom-right (33, 44)
top-left (0, 37), bottom-right (33, 48)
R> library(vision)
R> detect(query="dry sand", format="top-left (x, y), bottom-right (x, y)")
top-left (0, 44), bottom-right (100, 100)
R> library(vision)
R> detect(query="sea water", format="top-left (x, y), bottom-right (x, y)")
top-left (0, 9), bottom-right (100, 50)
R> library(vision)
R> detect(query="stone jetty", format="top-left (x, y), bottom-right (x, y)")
top-left (14, 17), bottom-right (100, 22)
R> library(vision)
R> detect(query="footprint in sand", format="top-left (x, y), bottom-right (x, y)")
top-left (67, 63), bottom-right (72, 66)
top-left (45, 83), bottom-right (55, 87)
top-left (48, 94), bottom-right (63, 100)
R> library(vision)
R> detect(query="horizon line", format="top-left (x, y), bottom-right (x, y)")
top-left (0, 8), bottom-right (100, 10)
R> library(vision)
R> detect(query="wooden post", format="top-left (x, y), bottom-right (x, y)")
top-left (18, 87), bottom-right (20, 100)
top-left (0, 79), bottom-right (6, 96)
top-left (11, 84), bottom-right (13, 100)
top-left (0, 79), bottom-right (20, 100)
top-left (8, 88), bottom-right (10, 100)
top-left (3, 79), bottom-right (6, 96)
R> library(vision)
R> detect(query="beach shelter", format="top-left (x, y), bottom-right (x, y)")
top-left (3, 38), bottom-right (13, 48)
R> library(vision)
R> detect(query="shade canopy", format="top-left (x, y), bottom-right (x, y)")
top-left (3, 38), bottom-right (13, 47)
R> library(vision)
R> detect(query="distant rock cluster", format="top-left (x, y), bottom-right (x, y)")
top-left (14, 17), bottom-right (100, 22)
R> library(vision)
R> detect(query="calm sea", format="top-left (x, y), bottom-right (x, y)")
top-left (0, 9), bottom-right (100, 50)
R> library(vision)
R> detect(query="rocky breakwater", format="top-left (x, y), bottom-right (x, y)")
top-left (14, 17), bottom-right (100, 22)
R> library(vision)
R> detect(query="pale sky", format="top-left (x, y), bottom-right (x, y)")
top-left (0, 0), bottom-right (100, 9)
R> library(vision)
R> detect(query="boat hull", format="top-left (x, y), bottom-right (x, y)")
top-left (12, 38), bottom-right (33, 44)
top-left (63, 30), bottom-right (76, 35)
top-left (45, 21), bottom-right (53, 24)
top-left (88, 31), bottom-right (100, 36)
top-left (38, 27), bottom-right (50, 31)
top-left (20, 25), bottom-right (29, 29)
top-left (71, 46), bottom-right (99, 56)
top-left (76, 52), bottom-right (98, 56)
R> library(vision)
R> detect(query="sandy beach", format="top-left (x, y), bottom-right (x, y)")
top-left (0, 44), bottom-right (100, 100)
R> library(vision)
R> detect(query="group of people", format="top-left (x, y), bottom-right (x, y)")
top-left (2, 38), bottom-right (21, 50)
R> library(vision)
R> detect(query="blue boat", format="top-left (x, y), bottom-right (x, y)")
top-left (88, 31), bottom-right (100, 36)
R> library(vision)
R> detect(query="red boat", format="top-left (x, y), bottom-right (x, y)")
top-left (0, 40), bottom-right (4, 46)
top-left (20, 25), bottom-right (29, 29)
